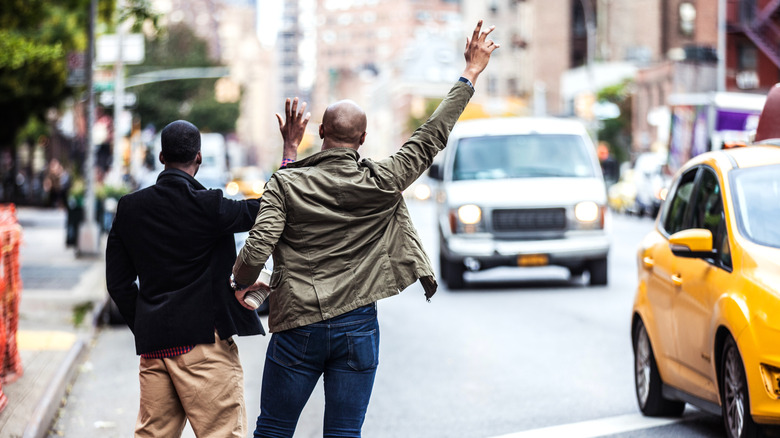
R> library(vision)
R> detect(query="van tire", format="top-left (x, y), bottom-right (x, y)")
top-left (440, 253), bottom-right (465, 290)
top-left (588, 257), bottom-right (608, 286)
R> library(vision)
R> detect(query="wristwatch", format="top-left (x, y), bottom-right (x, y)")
top-left (230, 274), bottom-right (249, 291)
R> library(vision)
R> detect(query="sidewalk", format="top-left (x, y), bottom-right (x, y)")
top-left (0, 207), bottom-right (107, 438)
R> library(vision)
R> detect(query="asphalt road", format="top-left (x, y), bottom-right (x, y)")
top-left (48, 202), bottom-right (736, 438)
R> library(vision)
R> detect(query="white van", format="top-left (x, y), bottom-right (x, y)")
top-left (430, 117), bottom-right (610, 288)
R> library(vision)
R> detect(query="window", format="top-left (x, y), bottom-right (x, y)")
top-left (452, 134), bottom-right (595, 181)
top-left (662, 168), bottom-right (697, 235)
top-left (689, 168), bottom-right (731, 268)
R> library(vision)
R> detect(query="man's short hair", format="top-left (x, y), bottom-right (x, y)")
top-left (161, 120), bottom-right (201, 164)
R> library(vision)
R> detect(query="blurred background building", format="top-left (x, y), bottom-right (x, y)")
top-left (4, 0), bottom-right (780, 206)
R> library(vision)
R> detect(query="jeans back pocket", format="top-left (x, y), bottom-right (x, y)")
top-left (347, 329), bottom-right (379, 371)
top-left (272, 330), bottom-right (310, 367)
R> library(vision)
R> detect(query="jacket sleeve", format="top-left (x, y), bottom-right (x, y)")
top-left (217, 194), bottom-right (261, 234)
top-left (105, 198), bottom-right (138, 332)
top-left (232, 174), bottom-right (287, 285)
top-left (369, 81), bottom-right (474, 192)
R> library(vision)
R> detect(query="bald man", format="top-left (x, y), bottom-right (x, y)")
top-left (232, 21), bottom-right (499, 437)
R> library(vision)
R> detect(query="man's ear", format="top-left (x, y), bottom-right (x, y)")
top-left (159, 152), bottom-right (165, 165)
top-left (359, 132), bottom-right (367, 145)
top-left (319, 124), bottom-right (325, 139)
top-left (195, 151), bottom-right (202, 165)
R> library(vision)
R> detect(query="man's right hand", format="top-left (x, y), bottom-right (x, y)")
top-left (277, 97), bottom-right (311, 162)
top-left (462, 20), bottom-right (500, 86)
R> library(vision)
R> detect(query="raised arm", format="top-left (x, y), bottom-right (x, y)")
top-left (369, 20), bottom-right (499, 191)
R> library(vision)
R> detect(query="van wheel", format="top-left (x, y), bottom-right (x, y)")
top-left (439, 252), bottom-right (464, 290)
top-left (588, 257), bottom-right (608, 286)
top-left (721, 336), bottom-right (758, 438)
top-left (633, 320), bottom-right (685, 417)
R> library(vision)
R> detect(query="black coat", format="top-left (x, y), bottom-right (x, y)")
top-left (106, 169), bottom-right (263, 355)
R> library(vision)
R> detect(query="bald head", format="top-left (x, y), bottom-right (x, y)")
top-left (319, 100), bottom-right (367, 150)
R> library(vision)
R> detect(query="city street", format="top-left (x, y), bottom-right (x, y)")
top-left (48, 201), bottom-right (727, 438)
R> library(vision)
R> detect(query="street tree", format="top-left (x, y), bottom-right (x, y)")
top-left (129, 24), bottom-right (240, 134)
top-left (0, 0), bottom-right (155, 202)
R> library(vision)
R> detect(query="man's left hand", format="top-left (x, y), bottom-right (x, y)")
top-left (277, 97), bottom-right (311, 161)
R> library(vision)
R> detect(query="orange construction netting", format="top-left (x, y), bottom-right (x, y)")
top-left (0, 204), bottom-right (23, 413)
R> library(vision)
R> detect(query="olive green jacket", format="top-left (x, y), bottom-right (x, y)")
top-left (234, 81), bottom-right (473, 332)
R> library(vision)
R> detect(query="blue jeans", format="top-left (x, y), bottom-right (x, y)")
top-left (254, 303), bottom-right (380, 438)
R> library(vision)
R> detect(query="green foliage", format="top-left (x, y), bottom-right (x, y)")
top-left (407, 99), bottom-right (442, 135)
top-left (129, 24), bottom-right (238, 133)
top-left (0, 0), bottom-right (154, 150)
top-left (597, 80), bottom-right (633, 163)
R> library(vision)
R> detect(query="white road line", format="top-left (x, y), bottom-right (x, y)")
top-left (488, 413), bottom-right (696, 438)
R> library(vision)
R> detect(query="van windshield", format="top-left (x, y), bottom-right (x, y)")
top-left (452, 134), bottom-right (596, 181)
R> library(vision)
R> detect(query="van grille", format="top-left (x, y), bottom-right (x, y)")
top-left (492, 208), bottom-right (567, 232)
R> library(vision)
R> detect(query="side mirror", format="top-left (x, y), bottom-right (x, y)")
top-left (428, 163), bottom-right (443, 181)
top-left (669, 229), bottom-right (716, 259)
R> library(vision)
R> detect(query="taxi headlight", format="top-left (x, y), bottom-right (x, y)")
top-left (252, 181), bottom-right (265, 195)
top-left (574, 201), bottom-right (599, 222)
top-left (457, 204), bottom-right (482, 225)
top-left (226, 181), bottom-right (240, 196)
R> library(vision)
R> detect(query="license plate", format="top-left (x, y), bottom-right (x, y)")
top-left (517, 254), bottom-right (548, 267)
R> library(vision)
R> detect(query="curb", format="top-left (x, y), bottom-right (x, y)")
top-left (21, 262), bottom-right (107, 438)
top-left (22, 338), bottom-right (87, 438)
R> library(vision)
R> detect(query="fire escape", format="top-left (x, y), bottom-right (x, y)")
top-left (734, 0), bottom-right (780, 68)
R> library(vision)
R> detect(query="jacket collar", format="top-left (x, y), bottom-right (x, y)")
top-left (286, 147), bottom-right (360, 169)
top-left (156, 168), bottom-right (206, 190)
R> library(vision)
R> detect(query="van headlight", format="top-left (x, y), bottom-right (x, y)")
top-left (574, 201), bottom-right (600, 222)
top-left (449, 204), bottom-right (484, 234)
top-left (458, 204), bottom-right (482, 224)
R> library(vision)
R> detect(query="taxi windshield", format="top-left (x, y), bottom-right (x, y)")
top-left (732, 164), bottom-right (780, 248)
top-left (452, 134), bottom-right (596, 181)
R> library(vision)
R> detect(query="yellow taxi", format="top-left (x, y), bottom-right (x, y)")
top-left (631, 143), bottom-right (780, 438)
top-left (225, 166), bottom-right (267, 199)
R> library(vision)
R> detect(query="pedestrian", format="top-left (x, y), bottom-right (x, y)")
top-left (105, 116), bottom-right (303, 437)
top-left (231, 20), bottom-right (499, 438)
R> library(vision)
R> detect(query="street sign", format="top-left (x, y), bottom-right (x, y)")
top-left (66, 51), bottom-right (86, 86)
top-left (93, 69), bottom-right (114, 92)
top-left (99, 92), bottom-right (137, 108)
top-left (96, 34), bottom-right (145, 65)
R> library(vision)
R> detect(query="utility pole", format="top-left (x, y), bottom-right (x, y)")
top-left (717, 0), bottom-right (727, 92)
top-left (78, 0), bottom-right (101, 257)
top-left (112, 0), bottom-right (127, 183)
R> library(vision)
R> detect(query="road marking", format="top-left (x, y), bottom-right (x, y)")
top-left (17, 330), bottom-right (77, 351)
top-left (488, 413), bottom-right (694, 438)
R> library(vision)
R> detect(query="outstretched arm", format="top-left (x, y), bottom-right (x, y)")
top-left (277, 97), bottom-right (310, 168)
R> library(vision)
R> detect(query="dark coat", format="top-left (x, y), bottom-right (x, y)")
top-left (106, 169), bottom-right (263, 355)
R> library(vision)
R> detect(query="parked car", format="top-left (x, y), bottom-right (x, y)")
top-left (607, 167), bottom-right (637, 214)
top-left (631, 151), bottom-right (670, 218)
top-left (631, 143), bottom-right (780, 437)
top-left (226, 166), bottom-right (267, 199)
top-left (429, 117), bottom-right (609, 288)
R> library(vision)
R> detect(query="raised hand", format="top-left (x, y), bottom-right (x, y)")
top-left (276, 97), bottom-right (311, 161)
top-left (462, 20), bottom-right (500, 86)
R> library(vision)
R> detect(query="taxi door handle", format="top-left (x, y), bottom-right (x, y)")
top-left (671, 274), bottom-right (683, 286)
top-left (642, 257), bottom-right (654, 269)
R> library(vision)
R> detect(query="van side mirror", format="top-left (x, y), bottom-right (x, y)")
top-left (429, 163), bottom-right (443, 181)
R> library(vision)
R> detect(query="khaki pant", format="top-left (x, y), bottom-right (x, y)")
top-left (135, 332), bottom-right (246, 438)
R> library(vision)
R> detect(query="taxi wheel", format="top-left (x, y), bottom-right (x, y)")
top-left (721, 336), bottom-right (758, 438)
top-left (633, 320), bottom-right (685, 417)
